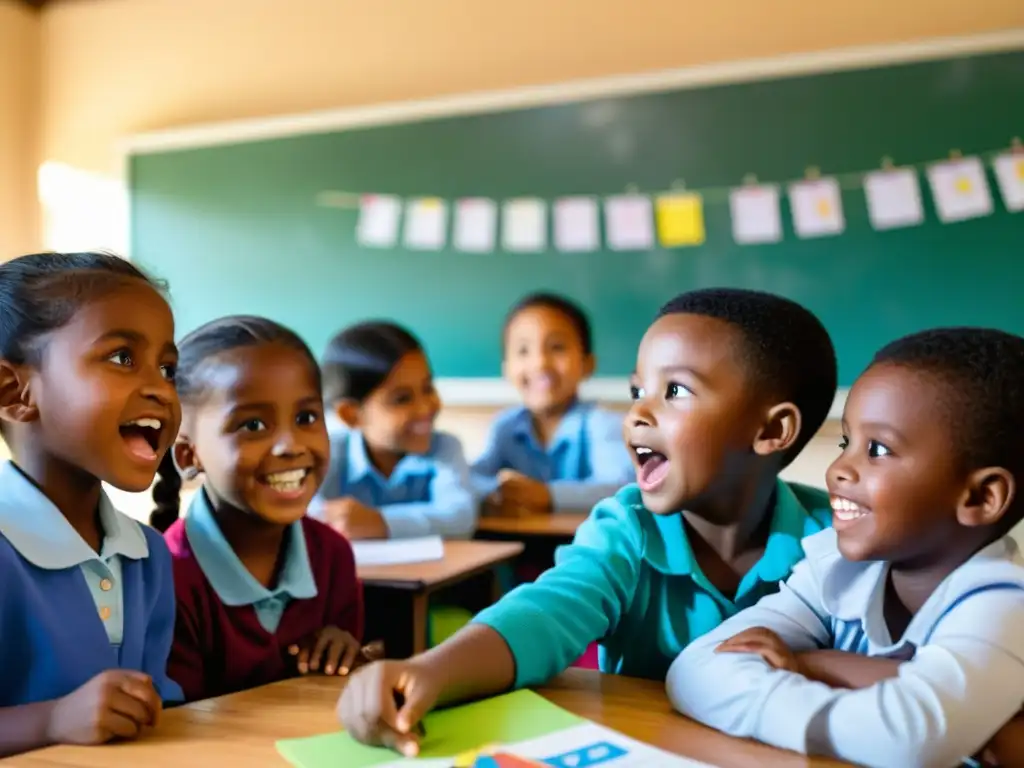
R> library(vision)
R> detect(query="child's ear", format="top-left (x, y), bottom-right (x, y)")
top-left (581, 353), bottom-right (596, 380)
top-left (172, 437), bottom-right (203, 480)
top-left (334, 399), bottom-right (360, 429)
top-left (957, 467), bottom-right (1015, 528)
top-left (0, 361), bottom-right (38, 427)
top-left (752, 402), bottom-right (802, 459)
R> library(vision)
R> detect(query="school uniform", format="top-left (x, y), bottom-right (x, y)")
top-left (0, 461), bottom-right (181, 706)
top-left (667, 527), bottom-right (1024, 768)
top-left (472, 480), bottom-right (831, 684)
top-left (164, 489), bottom-right (363, 703)
top-left (471, 402), bottom-right (633, 512)
top-left (315, 428), bottom-right (477, 539)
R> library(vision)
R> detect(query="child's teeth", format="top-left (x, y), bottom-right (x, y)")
top-left (266, 469), bottom-right (307, 492)
top-left (830, 497), bottom-right (867, 521)
top-left (636, 447), bottom-right (652, 455)
top-left (127, 418), bottom-right (162, 430)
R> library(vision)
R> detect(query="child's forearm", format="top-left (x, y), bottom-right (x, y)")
top-left (981, 713), bottom-right (1024, 766)
top-left (416, 624), bottom-right (517, 706)
top-left (0, 700), bottom-right (56, 757)
top-left (797, 649), bottom-right (903, 689)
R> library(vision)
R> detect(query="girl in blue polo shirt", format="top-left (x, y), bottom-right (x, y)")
top-left (0, 252), bottom-right (182, 756)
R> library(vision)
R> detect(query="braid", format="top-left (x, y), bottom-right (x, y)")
top-left (149, 452), bottom-right (181, 532)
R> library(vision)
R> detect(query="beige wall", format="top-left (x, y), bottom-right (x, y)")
top-left (0, 1), bottom-right (40, 258)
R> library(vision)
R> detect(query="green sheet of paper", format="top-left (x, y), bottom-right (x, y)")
top-left (276, 690), bottom-right (583, 767)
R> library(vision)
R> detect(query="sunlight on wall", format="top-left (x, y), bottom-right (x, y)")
top-left (38, 161), bottom-right (128, 255)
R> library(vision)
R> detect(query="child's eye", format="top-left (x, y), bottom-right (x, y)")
top-left (630, 385), bottom-right (644, 400)
top-left (107, 349), bottom-right (133, 367)
top-left (838, 435), bottom-right (849, 450)
top-left (238, 418), bottom-right (266, 433)
top-left (867, 440), bottom-right (892, 459)
top-left (296, 410), bottom-right (319, 426)
top-left (160, 363), bottom-right (176, 382)
top-left (665, 382), bottom-right (693, 399)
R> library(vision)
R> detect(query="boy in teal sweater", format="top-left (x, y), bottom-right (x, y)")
top-left (337, 288), bottom-right (838, 756)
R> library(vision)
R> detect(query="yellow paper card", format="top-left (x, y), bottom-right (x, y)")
top-left (656, 193), bottom-right (705, 247)
top-left (1016, 158), bottom-right (1024, 181)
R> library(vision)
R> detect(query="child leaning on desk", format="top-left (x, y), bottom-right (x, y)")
top-left (149, 316), bottom-right (366, 703)
top-left (336, 288), bottom-right (838, 757)
top-left (668, 328), bottom-right (1024, 768)
top-left (470, 292), bottom-right (633, 517)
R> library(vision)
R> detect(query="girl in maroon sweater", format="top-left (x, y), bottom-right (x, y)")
top-left (150, 316), bottom-right (364, 702)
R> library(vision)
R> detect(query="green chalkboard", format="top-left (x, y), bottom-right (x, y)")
top-left (130, 50), bottom-right (1024, 385)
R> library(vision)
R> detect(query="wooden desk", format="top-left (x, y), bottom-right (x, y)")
top-left (476, 512), bottom-right (588, 538)
top-left (6, 670), bottom-right (846, 767)
top-left (358, 540), bottom-right (523, 658)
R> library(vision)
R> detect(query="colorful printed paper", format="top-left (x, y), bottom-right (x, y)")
top-left (603, 194), bottom-right (654, 251)
top-left (655, 193), bottom-right (705, 247)
top-left (356, 194), bottom-right (402, 248)
top-left (993, 152), bottom-right (1024, 212)
top-left (502, 198), bottom-right (547, 252)
top-left (553, 197), bottom-right (600, 252)
top-left (729, 185), bottom-right (782, 244)
top-left (926, 157), bottom-right (993, 223)
top-left (788, 178), bottom-right (845, 238)
top-left (454, 198), bottom-right (498, 252)
top-left (404, 198), bottom-right (449, 250)
top-left (863, 168), bottom-right (924, 230)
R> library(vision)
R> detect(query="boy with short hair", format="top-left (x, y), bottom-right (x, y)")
top-left (337, 288), bottom-right (838, 757)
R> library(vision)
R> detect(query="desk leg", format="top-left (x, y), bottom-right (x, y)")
top-left (411, 594), bottom-right (429, 656)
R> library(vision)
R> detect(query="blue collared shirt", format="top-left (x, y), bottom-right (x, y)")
top-left (315, 428), bottom-right (477, 539)
top-left (667, 527), bottom-right (1024, 768)
top-left (185, 488), bottom-right (317, 633)
top-left (471, 402), bottom-right (633, 512)
top-left (474, 480), bottom-right (831, 684)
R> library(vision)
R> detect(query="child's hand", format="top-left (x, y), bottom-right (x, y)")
top-left (289, 627), bottom-right (363, 676)
top-left (322, 497), bottom-right (389, 540)
top-left (715, 627), bottom-right (802, 674)
top-left (337, 659), bottom-right (443, 757)
top-left (47, 670), bottom-right (161, 745)
top-left (496, 470), bottom-right (552, 513)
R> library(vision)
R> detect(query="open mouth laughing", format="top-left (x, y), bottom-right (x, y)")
top-left (830, 495), bottom-right (871, 528)
top-left (632, 444), bottom-right (670, 492)
top-left (119, 417), bottom-right (164, 463)
top-left (261, 468), bottom-right (312, 498)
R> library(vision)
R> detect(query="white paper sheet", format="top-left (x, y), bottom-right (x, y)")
top-left (926, 157), bottom-right (994, 223)
top-left (454, 198), bottom-right (498, 252)
top-left (351, 536), bottom-right (444, 567)
top-left (993, 152), bottom-right (1024, 212)
top-left (554, 196), bottom-right (600, 252)
top-left (356, 194), bottom-right (402, 248)
top-left (502, 198), bottom-right (547, 252)
top-left (863, 168), bottom-right (924, 230)
top-left (604, 194), bottom-right (654, 251)
top-left (788, 178), bottom-right (845, 238)
top-left (404, 198), bottom-right (449, 250)
top-left (729, 185), bottom-right (782, 244)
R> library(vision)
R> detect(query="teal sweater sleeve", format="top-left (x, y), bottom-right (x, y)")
top-left (472, 489), bottom-right (643, 688)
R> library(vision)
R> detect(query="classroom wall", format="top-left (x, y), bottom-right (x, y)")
top-left (0, 0), bottom-right (40, 258)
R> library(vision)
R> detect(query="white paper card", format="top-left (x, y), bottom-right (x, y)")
top-left (927, 157), bottom-right (993, 223)
top-left (864, 168), bottom-right (924, 230)
top-left (729, 185), bottom-right (782, 244)
top-left (404, 198), bottom-right (448, 250)
top-left (356, 194), bottom-right (402, 248)
top-left (351, 536), bottom-right (444, 567)
top-left (453, 198), bottom-right (497, 252)
top-left (604, 194), bottom-right (654, 250)
top-left (554, 196), bottom-right (600, 252)
top-left (375, 722), bottom-right (716, 767)
top-left (789, 178), bottom-right (845, 238)
top-left (993, 152), bottom-right (1024, 212)
top-left (502, 198), bottom-right (547, 252)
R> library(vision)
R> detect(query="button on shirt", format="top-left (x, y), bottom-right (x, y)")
top-left (471, 402), bottom-right (634, 512)
top-left (0, 462), bottom-right (148, 645)
top-left (667, 527), bottom-right (1024, 768)
top-left (185, 489), bottom-right (317, 633)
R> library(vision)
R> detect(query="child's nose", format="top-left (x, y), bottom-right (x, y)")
top-left (270, 430), bottom-right (302, 457)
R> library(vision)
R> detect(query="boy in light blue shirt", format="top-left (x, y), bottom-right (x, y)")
top-left (472, 293), bottom-right (633, 515)
top-left (336, 288), bottom-right (839, 757)
top-left (668, 328), bottom-right (1024, 768)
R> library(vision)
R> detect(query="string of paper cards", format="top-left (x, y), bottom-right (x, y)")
top-left (314, 140), bottom-right (1024, 253)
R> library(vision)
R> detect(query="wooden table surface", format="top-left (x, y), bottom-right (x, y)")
top-left (476, 513), bottom-right (588, 538)
top-left (356, 539), bottom-right (524, 590)
top-left (6, 669), bottom-right (847, 767)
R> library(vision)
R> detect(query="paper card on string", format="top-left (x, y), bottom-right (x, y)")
top-left (863, 168), bottom-right (924, 230)
top-left (502, 198), bottom-right (547, 252)
top-left (788, 178), bottom-right (844, 238)
top-left (926, 157), bottom-right (993, 223)
top-left (454, 198), bottom-right (497, 252)
top-left (404, 198), bottom-right (448, 250)
top-left (729, 185), bottom-right (782, 244)
top-left (554, 197), bottom-right (600, 252)
top-left (655, 193), bottom-right (705, 247)
top-left (604, 194), bottom-right (654, 251)
top-left (357, 194), bottom-right (402, 248)
top-left (993, 152), bottom-right (1024, 212)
